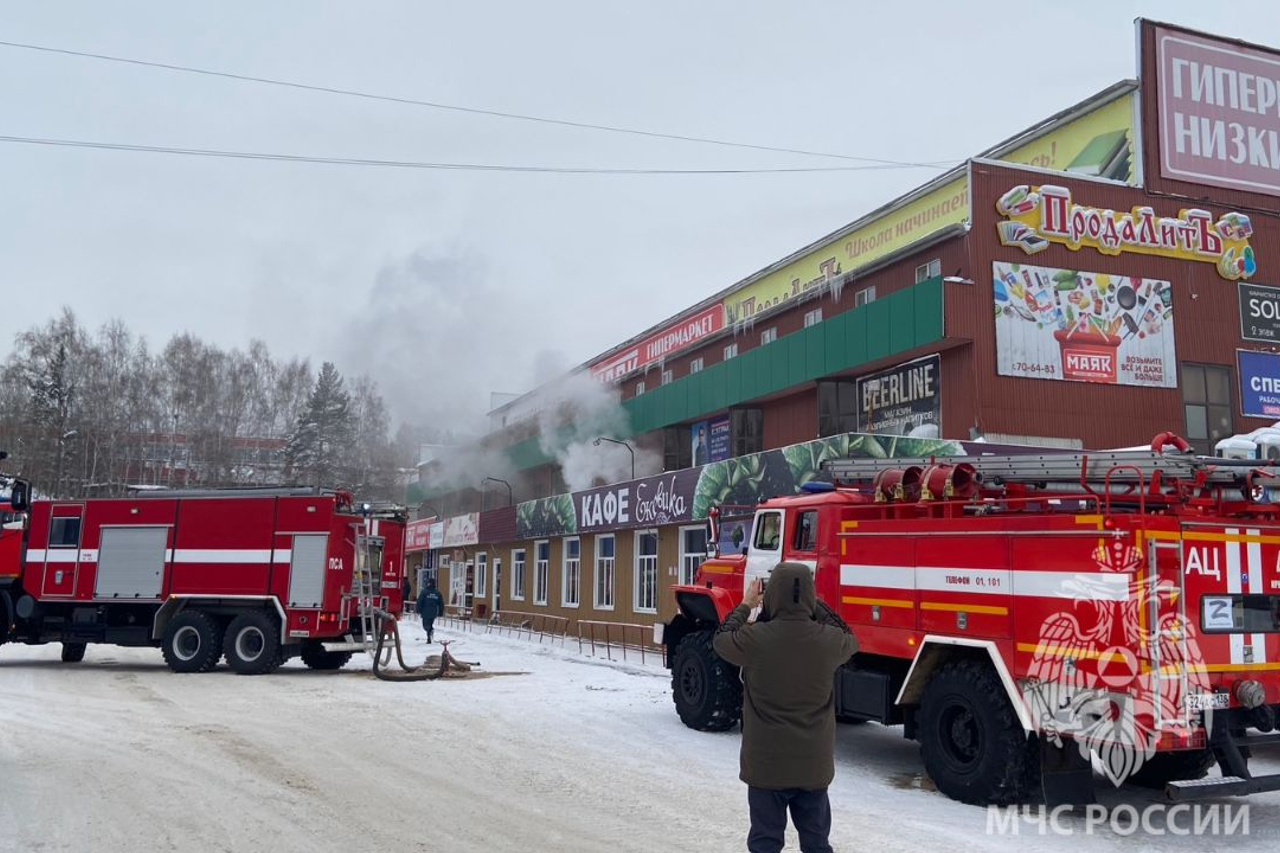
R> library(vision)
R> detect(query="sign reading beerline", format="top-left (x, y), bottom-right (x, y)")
top-left (1239, 282), bottom-right (1280, 343)
top-left (855, 354), bottom-right (942, 435)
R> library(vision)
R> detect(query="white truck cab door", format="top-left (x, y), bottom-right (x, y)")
top-left (744, 509), bottom-right (785, 595)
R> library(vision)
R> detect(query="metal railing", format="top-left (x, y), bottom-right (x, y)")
top-left (483, 610), bottom-right (570, 644)
top-left (439, 605), bottom-right (474, 631)
top-left (576, 620), bottom-right (662, 664)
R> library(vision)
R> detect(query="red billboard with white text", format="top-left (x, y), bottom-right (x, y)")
top-left (590, 304), bottom-right (725, 382)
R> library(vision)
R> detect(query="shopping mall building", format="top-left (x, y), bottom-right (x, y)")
top-left (409, 20), bottom-right (1280, 633)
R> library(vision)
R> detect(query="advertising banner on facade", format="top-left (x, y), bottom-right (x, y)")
top-left (1239, 350), bottom-right (1280, 417)
top-left (690, 417), bottom-right (731, 465)
top-left (1239, 282), bottom-right (1280, 342)
top-left (442, 513), bottom-right (479, 548)
top-left (513, 432), bottom-right (967, 539)
top-left (855, 354), bottom-right (941, 435)
top-left (589, 304), bottom-right (725, 382)
top-left (1002, 92), bottom-right (1136, 182)
top-left (995, 183), bottom-right (1257, 281)
top-left (1153, 24), bottom-right (1280, 196)
top-left (575, 468), bottom-right (702, 535)
top-left (708, 415), bottom-right (731, 462)
top-left (405, 518), bottom-right (434, 552)
top-left (723, 178), bottom-right (969, 327)
top-left (993, 261), bottom-right (1177, 387)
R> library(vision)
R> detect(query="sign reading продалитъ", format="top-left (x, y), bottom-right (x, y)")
top-left (995, 184), bottom-right (1257, 281)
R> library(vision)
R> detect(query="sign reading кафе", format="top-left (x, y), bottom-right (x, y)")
top-left (1153, 23), bottom-right (1280, 196)
top-left (1239, 282), bottom-right (1280, 342)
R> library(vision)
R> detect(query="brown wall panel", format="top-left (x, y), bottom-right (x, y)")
top-left (968, 160), bottom-right (1280, 447)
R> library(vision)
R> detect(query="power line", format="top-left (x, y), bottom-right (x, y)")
top-left (0, 39), bottom-right (951, 169)
top-left (0, 134), bottom-right (958, 175)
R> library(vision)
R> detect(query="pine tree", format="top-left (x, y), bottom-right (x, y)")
top-left (284, 362), bottom-right (354, 488)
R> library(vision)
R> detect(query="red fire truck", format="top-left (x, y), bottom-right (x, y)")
top-left (0, 477), bottom-right (407, 675)
top-left (658, 435), bottom-right (1280, 805)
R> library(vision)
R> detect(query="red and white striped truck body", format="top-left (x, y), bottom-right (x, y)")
top-left (0, 488), bottom-right (406, 674)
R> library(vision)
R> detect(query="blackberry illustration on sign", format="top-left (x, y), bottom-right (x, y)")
top-left (1238, 350), bottom-right (1280, 418)
top-left (995, 184), bottom-right (1257, 281)
top-left (1239, 282), bottom-right (1280, 342)
top-left (993, 261), bottom-right (1176, 386)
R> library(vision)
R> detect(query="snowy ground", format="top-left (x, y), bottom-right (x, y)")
top-left (3, 621), bottom-right (1280, 853)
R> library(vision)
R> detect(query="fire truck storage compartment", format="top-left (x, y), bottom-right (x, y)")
top-left (94, 526), bottom-right (167, 599)
top-left (836, 666), bottom-right (899, 722)
top-left (288, 534), bottom-right (328, 608)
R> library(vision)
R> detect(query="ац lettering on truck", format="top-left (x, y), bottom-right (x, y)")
top-left (656, 434), bottom-right (1280, 807)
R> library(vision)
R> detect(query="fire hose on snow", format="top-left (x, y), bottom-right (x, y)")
top-left (369, 608), bottom-right (480, 682)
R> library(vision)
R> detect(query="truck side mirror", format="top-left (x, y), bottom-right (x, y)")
top-left (10, 479), bottom-right (30, 513)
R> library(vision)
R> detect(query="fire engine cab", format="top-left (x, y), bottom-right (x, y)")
top-left (658, 435), bottom-right (1280, 806)
top-left (0, 475), bottom-right (406, 675)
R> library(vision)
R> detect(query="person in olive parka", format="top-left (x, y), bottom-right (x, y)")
top-left (713, 562), bottom-right (857, 853)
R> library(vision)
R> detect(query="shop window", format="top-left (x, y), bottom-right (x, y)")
top-left (793, 510), bottom-right (819, 552)
top-left (724, 342), bottom-right (739, 360)
top-left (594, 535), bottom-right (615, 609)
top-left (664, 425), bottom-right (692, 471)
top-left (731, 408), bottom-right (764, 457)
top-left (661, 369), bottom-right (674, 386)
top-left (679, 525), bottom-right (708, 586)
top-left (804, 308), bottom-right (823, 328)
top-left (855, 286), bottom-right (877, 307)
top-left (562, 538), bottom-right (580, 607)
top-left (1182, 363), bottom-right (1233, 455)
top-left (760, 327), bottom-right (777, 346)
top-left (635, 380), bottom-right (646, 396)
top-left (511, 549), bottom-right (526, 600)
top-left (690, 357), bottom-right (704, 374)
top-left (915, 259), bottom-right (941, 283)
top-left (475, 552), bottom-right (487, 597)
top-left (817, 380), bottom-right (858, 437)
top-left (534, 540), bottom-right (550, 606)
top-left (635, 531), bottom-right (659, 613)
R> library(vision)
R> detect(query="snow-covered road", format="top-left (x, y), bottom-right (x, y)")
top-left (3, 622), bottom-right (1280, 852)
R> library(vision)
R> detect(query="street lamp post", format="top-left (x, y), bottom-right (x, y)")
top-left (593, 436), bottom-right (635, 480)
top-left (482, 477), bottom-right (513, 509)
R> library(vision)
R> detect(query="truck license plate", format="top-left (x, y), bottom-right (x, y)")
top-left (1187, 693), bottom-right (1230, 711)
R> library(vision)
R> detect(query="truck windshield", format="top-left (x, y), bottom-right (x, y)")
top-left (356, 538), bottom-right (385, 576)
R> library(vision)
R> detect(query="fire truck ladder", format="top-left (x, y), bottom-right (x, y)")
top-left (823, 448), bottom-right (1267, 493)
top-left (350, 527), bottom-right (389, 664)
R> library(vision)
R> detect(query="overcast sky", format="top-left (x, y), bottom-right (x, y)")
top-left (2, 1), bottom-right (1277, 428)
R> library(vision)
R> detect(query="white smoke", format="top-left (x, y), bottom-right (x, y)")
top-left (533, 370), bottom-right (660, 492)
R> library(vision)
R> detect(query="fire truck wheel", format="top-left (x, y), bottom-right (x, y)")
top-left (224, 612), bottom-right (284, 675)
top-left (60, 642), bottom-right (87, 663)
top-left (300, 643), bottom-right (354, 670)
top-left (162, 610), bottom-right (224, 673)
top-left (1125, 749), bottom-right (1216, 789)
top-left (918, 659), bottom-right (1039, 806)
top-left (672, 630), bottom-right (742, 732)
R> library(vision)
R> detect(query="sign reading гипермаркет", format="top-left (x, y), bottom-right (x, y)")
top-left (1239, 282), bottom-right (1280, 342)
